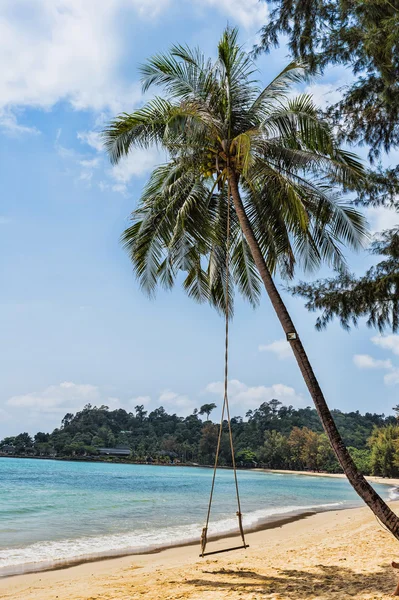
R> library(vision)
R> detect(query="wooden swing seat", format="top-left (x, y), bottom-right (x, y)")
top-left (200, 544), bottom-right (249, 557)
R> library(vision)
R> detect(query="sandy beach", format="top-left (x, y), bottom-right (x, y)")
top-left (2, 500), bottom-right (399, 600)
top-left (257, 469), bottom-right (399, 487)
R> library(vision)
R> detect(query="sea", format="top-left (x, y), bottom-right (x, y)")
top-left (0, 457), bottom-right (394, 577)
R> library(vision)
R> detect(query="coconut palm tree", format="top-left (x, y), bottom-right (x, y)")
top-left (103, 28), bottom-right (399, 538)
top-left (199, 403), bottom-right (217, 421)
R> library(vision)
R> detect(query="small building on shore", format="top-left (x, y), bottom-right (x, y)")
top-left (97, 447), bottom-right (131, 457)
top-left (1, 444), bottom-right (15, 455)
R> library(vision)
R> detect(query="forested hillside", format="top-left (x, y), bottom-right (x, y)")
top-left (2, 400), bottom-right (397, 476)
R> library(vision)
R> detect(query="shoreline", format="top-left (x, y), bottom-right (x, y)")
top-left (1, 466), bottom-right (397, 580)
top-left (2, 502), bottom-right (399, 599)
top-left (256, 468), bottom-right (399, 487)
top-left (0, 510), bottom-right (318, 579)
top-left (0, 504), bottom-right (346, 579)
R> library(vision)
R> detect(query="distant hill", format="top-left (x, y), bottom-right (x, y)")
top-left (1, 400), bottom-right (396, 475)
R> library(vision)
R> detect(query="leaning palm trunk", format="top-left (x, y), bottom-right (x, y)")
top-left (105, 28), bottom-right (399, 540)
top-left (228, 169), bottom-right (399, 538)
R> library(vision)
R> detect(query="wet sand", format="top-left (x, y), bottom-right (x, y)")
top-left (256, 468), bottom-right (399, 487)
top-left (2, 502), bottom-right (399, 599)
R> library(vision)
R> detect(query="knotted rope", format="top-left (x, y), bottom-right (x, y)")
top-left (201, 181), bottom-right (247, 556)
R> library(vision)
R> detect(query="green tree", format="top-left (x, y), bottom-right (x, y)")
top-left (135, 405), bottom-right (147, 422)
top-left (103, 27), bottom-right (399, 537)
top-left (61, 413), bottom-right (74, 429)
top-left (348, 447), bottom-right (372, 475)
top-left (258, 430), bottom-right (290, 468)
top-left (369, 425), bottom-right (399, 477)
top-left (34, 432), bottom-right (49, 444)
top-left (35, 442), bottom-right (53, 457)
top-left (288, 427), bottom-right (317, 470)
top-left (317, 433), bottom-right (340, 473)
top-left (199, 422), bottom-right (219, 464)
top-left (199, 403), bottom-right (217, 421)
top-left (13, 433), bottom-right (33, 454)
top-left (0, 436), bottom-right (15, 447)
top-left (255, 0), bottom-right (399, 160)
top-left (236, 448), bottom-right (257, 466)
top-left (291, 227), bottom-right (399, 332)
top-left (256, 2), bottom-right (399, 333)
top-left (1, 402), bottom-right (396, 475)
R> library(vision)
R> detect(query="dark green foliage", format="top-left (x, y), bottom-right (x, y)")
top-left (199, 403), bottom-right (217, 420)
top-left (10, 433), bottom-right (34, 454)
top-left (355, 165), bottom-right (399, 210)
top-left (256, 0), bottom-right (399, 159)
top-left (348, 447), bottom-right (372, 475)
top-left (1, 401), bottom-right (394, 474)
top-left (369, 425), bottom-right (399, 477)
top-left (290, 228), bottom-right (399, 332)
top-left (254, 6), bottom-right (399, 332)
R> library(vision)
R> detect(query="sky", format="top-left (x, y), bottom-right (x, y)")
top-left (1, 0), bottom-right (399, 439)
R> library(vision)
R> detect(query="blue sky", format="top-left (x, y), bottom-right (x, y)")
top-left (1, 0), bottom-right (399, 438)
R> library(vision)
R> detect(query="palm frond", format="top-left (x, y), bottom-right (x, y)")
top-left (231, 234), bottom-right (262, 307)
top-left (106, 26), bottom-right (369, 310)
top-left (251, 62), bottom-right (309, 112)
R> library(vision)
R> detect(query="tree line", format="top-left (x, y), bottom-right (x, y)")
top-left (2, 400), bottom-right (398, 476)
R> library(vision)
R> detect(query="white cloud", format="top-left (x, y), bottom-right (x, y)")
top-left (353, 354), bottom-right (392, 370)
top-left (98, 181), bottom-right (109, 192)
top-left (0, 408), bottom-right (11, 423)
top-left (353, 336), bottom-right (399, 387)
top-left (205, 379), bottom-right (304, 410)
top-left (104, 396), bottom-right (123, 410)
top-left (77, 131), bottom-right (163, 192)
top-left (77, 131), bottom-right (104, 153)
top-left (7, 382), bottom-right (101, 412)
top-left (0, 0), bottom-right (267, 138)
top-left (259, 339), bottom-right (292, 360)
top-left (3, 383), bottom-right (123, 438)
top-left (0, 0), bottom-right (161, 131)
top-left (384, 370), bottom-right (399, 386)
top-left (110, 148), bottom-right (163, 184)
top-left (201, 0), bottom-right (268, 29)
top-left (132, 0), bottom-right (171, 18)
top-left (0, 108), bottom-right (40, 136)
top-left (79, 157), bottom-right (100, 169)
top-left (54, 131), bottom-right (101, 186)
top-left (77, 156), bottom-right (101, 185)
top-left (158, 389), bottom-right (195, 415)
top-left (130, 395), bottom-right (152, 406)
top-left (304, 82), bottom-right (343, 110)
top-left (365, 206), bottom-right (398, 234)
top-left (371, 335), bottom-right (399, 356)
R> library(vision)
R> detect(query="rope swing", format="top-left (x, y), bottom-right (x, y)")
top-left (200, 181), bottom-right (248, 558)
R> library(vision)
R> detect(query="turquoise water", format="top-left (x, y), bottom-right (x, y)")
top-left (0, 458), bottom-right (392, 576)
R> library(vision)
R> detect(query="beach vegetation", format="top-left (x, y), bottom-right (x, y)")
top-left (255, 0), bottom-right (399, 161)
top-left (1, 401), bottom-right (395, 476)
top-left (369, 425), bottom-right (399, 478)
top-left (255, 2), bottom-right (399, 333)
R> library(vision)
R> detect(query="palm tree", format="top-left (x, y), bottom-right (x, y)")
top-left (103, 28), bottom-right (399, 538)
top-left (199, 403), bottom-right (217, 421)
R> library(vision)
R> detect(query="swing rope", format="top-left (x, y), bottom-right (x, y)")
top-left (200, 180), bottom-right (247, 557)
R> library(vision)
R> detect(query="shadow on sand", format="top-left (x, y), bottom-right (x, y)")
top-left (185, 563), bottom-right (397, 598)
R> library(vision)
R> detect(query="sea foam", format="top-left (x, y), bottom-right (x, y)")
top-left (0, 502), bottom-right (342, 576)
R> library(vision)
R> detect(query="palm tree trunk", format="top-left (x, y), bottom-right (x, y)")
top-left (228, 170), bottom-right (399, 539)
